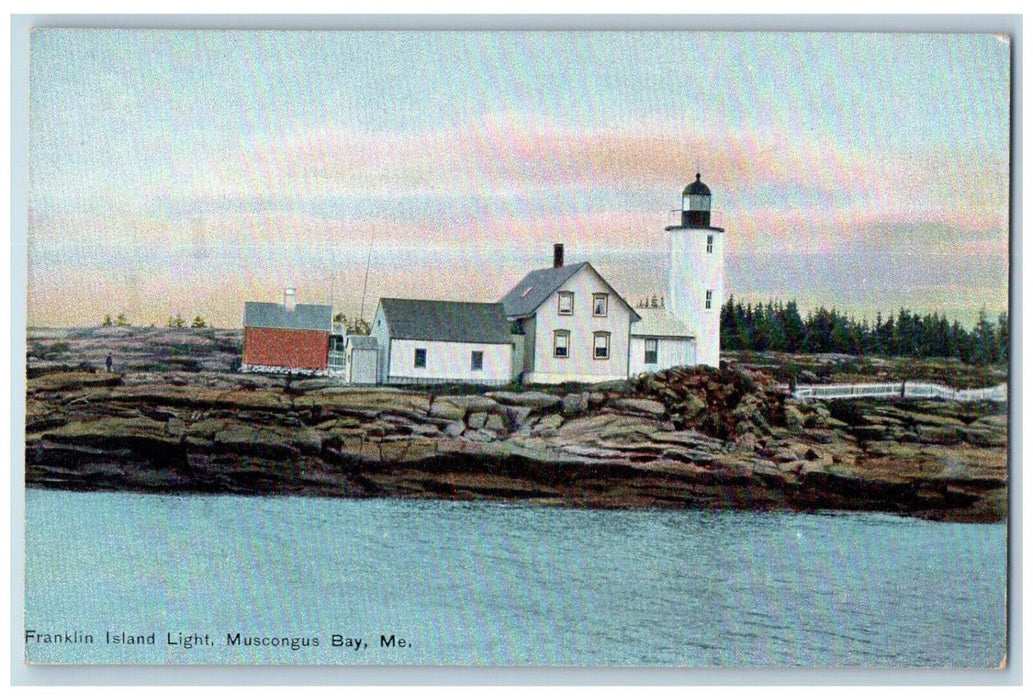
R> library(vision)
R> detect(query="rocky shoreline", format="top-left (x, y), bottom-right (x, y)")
top-left (24, 358), bottom-right (1008, 523)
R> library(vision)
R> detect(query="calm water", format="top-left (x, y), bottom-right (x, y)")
top-left (24, 489), bottom-right (1006, 666)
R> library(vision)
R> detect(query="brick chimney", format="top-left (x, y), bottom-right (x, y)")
top-left (284, 286), bottom-right (296, 312)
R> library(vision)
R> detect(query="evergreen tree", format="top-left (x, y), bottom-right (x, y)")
top-left (831, 312), bottom-right (852, 353)
top-left (783, 301), bottom-right (805, 352)
top-left (769, 301), bottom-right (787, 352)
top-left (720, 297), bottom-right (741, 350)
top-left (974, 309), bottom-right (996, 365)
top-left (752, 303), bottom-right (772, 351)
top-left (997, 313), bottom-right (1009, 363)
top-left (736, 300), bottom-right (753, 350)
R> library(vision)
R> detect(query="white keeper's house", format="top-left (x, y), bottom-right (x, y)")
top-left (501, 244), bottom-right (639, 384)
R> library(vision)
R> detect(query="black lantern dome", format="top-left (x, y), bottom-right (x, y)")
top-left (682, 173), bottom-right (711, 197)
top-left (681, 173), bottom-right (712, 228)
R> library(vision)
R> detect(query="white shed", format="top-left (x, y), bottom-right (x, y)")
top-left (629, 307), bottom-right (697, 376)
top-left (344, 335), bottom-right (379, 385)
top-left (371, 298), bottom-right (513, 386)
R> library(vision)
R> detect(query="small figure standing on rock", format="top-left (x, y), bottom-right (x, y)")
top-left (105, 354), bottom-right (113, 373)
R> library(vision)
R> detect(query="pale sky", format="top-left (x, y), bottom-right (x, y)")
top-left (27, 30), bottom-right (1011, 328)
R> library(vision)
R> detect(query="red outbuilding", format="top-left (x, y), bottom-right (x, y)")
top-left (242, 290), bottom-right (333, 372)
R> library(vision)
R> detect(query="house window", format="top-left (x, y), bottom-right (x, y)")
top-left (593, 332), bottom-right (610, 360)
top-left (471, 350), bottom-right (484, 371)
top-left (553, 330), bottom-right (570, 358)
top-left (705, 290), bottom-right (713, 310)
top-left (558, 291), bottom-right (574, 315)
top-left (706, 235), bottom-right (714, 254)
top-left (414, 348), bottom-right (427, 368)
top-left (593, 293), bottom-right (609, 317)
top-left (644, 338), bottom-right (658, 364)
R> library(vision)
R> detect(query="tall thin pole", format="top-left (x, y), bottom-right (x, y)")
top-left (358, 228), bottom-right (375, 325)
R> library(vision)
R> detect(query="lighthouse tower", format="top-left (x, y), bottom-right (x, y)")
top-left (667, 173), bottom-right (725, 367)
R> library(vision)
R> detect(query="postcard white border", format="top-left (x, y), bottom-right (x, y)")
top-left (7, 12), bottom-right (1022, 687)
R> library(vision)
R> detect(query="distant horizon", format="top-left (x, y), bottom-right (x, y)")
top-left (27, 31), bottom-right (1010, 330)
top-left (25, 291), bottom-right (1008, 333)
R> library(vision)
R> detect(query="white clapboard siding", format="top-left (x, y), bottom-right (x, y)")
top-left (526, 265), bottom-right (633, 384)
top-left (628, 336), bottom-right (697, 376)
top-left (386, 338), bottom-right (512, 386)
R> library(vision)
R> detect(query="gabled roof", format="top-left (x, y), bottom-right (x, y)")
top-left (500, 261), bottom-right (641, 321)
top-left (244, 302), bottom-right (332, 332)
top-left (501, 262), bottom-right (588, 319)
top-left (377, 298), bottom-right (512, 344)
top-left (631, 307), bottom-right (696, 338)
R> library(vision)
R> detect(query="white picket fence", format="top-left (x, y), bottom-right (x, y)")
top-left (792, 381), bottom-right (1008, 402)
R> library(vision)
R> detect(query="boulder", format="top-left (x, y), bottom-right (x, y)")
top-left (530, 413), bottom-right (564, 435)
top-left (679, 395), bottom-right (707, 421)
top-left (443, 395), bottom-right (500, 411)
top-left (802, 412), bottom-right (825, 429)
top-left (428, 399), bottom-right (467, 422)
top-left (612, 398), bottom-right (667, 419)
top-left (562, 393), bottom-right (588, 417)
top-left (916, 425), bottom-right (962, 445)
top-left (484, 413), bottom-right (507, 433)
top-left (166, 417), bottom-right (186, 438)
top-left (560, 414), bottom-right (666, 448)
top-left (504, 405), bottom-right (534, 428)
top-left (468, 412), bottom-right (488, 429)
top-left (908, 411), bottom-right (967, 428)
top-left (462, 428), bottom-right (496, 443)
top-left (732, 433), bottom-right (758, 454)
top-left (485, 391), bottom-right (562, 410)
top-left (785, 405), bottom-right (805, 433)
top-left (409, 423), bottom-right (441, 437)
top-left (960, 427), bottom-right (1007, 448)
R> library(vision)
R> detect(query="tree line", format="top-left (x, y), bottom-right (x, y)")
top-left (101, 312), bottom-right (375, 334)
top-left (101, 314), bottom-right (209, 328)
top-left (720, 297), bottom-right (1009, 365)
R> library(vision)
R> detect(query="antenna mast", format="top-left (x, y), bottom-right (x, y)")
top-left (358, 228), bottom-right (375, 325)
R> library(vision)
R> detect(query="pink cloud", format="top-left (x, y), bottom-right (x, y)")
top-left (28, 112), bottom-right (1010, 328)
